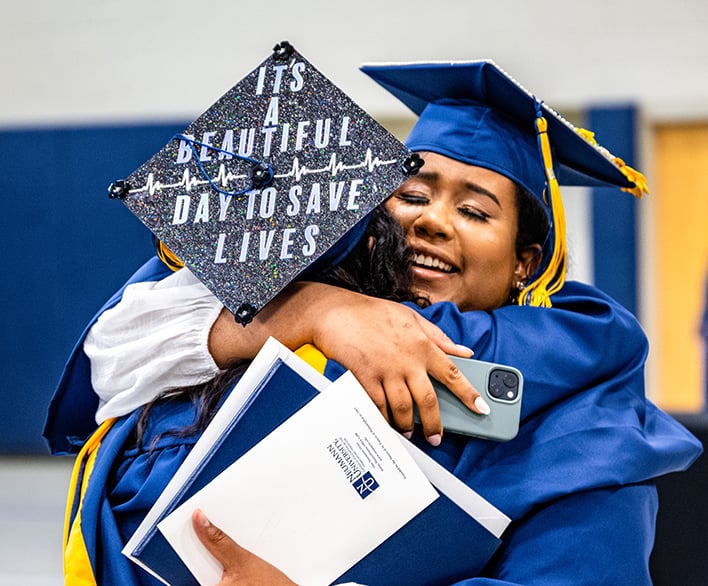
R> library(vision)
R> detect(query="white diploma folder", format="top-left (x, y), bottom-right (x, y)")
top-left (158, 370), bottom-right (439, 585)
top-left (124, 338), bottom-right (511, 586)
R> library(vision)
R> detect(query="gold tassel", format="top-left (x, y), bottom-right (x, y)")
top-left (614, 157), bottom-right (650, 198)
top-left (576, 127), bottom-right (597, 144)
top-left (156, 241), bottom-right (184, 271)
top-left (519, 115), bottom-right (567, 308)
top-left (518, 123), bottom-right (649, 307)
top-left (577, 128), bottom-right (649, 198)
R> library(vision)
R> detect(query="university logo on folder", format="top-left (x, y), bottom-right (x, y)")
top-left (352, 471), bottom-right (379, 499)
top-left (108, 41), bottom-right (415, 324)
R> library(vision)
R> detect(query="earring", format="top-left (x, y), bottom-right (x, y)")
top-left (509, 279), bottom-right (527, 305)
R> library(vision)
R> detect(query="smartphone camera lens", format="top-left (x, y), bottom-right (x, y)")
top-left (488, 369), bottom-right (519, 401)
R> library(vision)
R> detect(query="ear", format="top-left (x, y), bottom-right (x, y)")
top-left (515, 244), bottom-right (543, 282)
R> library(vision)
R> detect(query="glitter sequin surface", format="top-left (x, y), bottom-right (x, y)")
top-left (120, 43), bottom-right (411, 321)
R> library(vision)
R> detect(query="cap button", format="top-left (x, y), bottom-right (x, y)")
top-left (249, 162), bottom-right (274, 189)
top-left (272, 41), bottom-right (295, 61)
top-left (234, 303), bottom-right (257, 325)
top-left (107, 179), bottom-right (131, 199)
top-left (401, 153), bottom-right (424, 176)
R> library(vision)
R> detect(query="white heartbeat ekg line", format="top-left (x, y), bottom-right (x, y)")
top-left (129, 149), bottom-right (399, 197)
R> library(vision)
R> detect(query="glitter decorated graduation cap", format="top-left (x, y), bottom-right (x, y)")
top-left (109, 42), bottom-right (416, 323)
top-left (360, 59), bottom-right (649, 307)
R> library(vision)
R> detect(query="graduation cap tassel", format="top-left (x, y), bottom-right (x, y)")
top-left (576, 128), bottom-right (649, 199)
top-left (173, 134), bottom-right (274, 196)
top-left (154, 237), bottom-right (184, 272)
top-left (614, 157), bottom-right (649, 198)
top-left (519, 112), bottom-right (568, 308)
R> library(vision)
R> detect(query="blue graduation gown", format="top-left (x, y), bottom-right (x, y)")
top-left (49, 257), bottom-right (703, 585)
top-left (64, 399), bottom-right (202, 585)
top-left (346, 283), bottom-right (703, 583)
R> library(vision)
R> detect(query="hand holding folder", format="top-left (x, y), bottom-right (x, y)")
top-left (123, 338), bottom-right (510, 586)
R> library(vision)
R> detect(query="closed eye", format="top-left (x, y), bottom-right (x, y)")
top-left (396, 192), bottom-right (430, 206)
top-left (459, 206), bottom-right (490, 221)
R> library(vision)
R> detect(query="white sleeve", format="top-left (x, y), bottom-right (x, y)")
top-left (84, 268), bottom-right (225, 423)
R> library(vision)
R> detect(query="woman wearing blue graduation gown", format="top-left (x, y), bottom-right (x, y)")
top-left (47, 60), bottom-right (702, 585)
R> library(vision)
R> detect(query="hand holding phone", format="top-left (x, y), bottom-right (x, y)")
top-left (419, 356), bottom-right (524, 441)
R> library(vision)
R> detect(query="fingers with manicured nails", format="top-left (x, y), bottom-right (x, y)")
top-left (429, 349), bottom-right (489, 416)
top-left (312, 293), bottom-right (485, 443)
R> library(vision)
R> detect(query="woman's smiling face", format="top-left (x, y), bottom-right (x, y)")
top-left (386, 152), bottom-right (534, 312)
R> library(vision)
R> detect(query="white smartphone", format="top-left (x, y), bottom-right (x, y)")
top-left (419, 355), bottom-right (524, 441)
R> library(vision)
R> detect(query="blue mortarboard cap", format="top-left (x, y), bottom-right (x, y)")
top-left (360, 59), bottom-right (644, 199)
top-left (360, 59), bottom-right (648, 307)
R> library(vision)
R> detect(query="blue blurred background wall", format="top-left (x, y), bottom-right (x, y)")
top-left (0, 123), bottom-right (184, 452)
